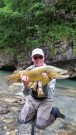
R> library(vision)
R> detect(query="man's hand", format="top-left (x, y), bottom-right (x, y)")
top-left (20, 73), bottom-right (29, 87)
top-left (42, 72), bottom-right (48, 78)
top-left (41, 72), bottom-right (49, 84)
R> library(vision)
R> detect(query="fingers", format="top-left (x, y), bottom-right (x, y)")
top-left (22, 76), bottom-right (29, 81)
top-left (20, 73), bottom-right (28, 81)
top-left (20, 73), bottom-right (29, 86)
top-left (20, 73), bottom-right (23, 79)
top-left (42, 72), bottom-right (48, 77)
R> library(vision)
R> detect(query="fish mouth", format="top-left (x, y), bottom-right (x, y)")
top-left (58, 70), bottom-right (69, 79)
top-left (59, 74), bottom-right (69, 79)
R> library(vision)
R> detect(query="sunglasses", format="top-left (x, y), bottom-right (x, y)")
top-left (33, 55), bottom-right (43, 60)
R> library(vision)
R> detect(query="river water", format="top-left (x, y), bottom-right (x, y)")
top-left (0, 71), bottom-right (11, 90)
top-left (56, 79), bottom-right (76, 89)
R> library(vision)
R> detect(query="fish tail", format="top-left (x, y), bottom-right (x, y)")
top-left (4, 73), bottom-right (20, 85)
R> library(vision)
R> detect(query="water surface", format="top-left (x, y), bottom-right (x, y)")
top-left (0, 70), bottom-right (12, 90)
top-left (56, 79), bottom-right (76, 89)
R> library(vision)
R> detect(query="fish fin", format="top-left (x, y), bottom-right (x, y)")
top-left (4, 74), bottom-right (20, 85)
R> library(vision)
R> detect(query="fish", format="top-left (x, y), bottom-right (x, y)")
top-left (5, 65), bottom-right (69, 86)
top-left (5, 65), bottom-right (69, 98)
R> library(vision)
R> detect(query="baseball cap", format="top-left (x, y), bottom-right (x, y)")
top-left (31, 48), bottom-right (44, 57)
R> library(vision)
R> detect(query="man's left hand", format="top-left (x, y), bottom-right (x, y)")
top-left (42, 72), bottom-right (48, 78)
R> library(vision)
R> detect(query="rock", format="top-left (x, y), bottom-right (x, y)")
top-left (2, 97), bottom-right (24, 105)
top-left (10, 106), bottom-right (20, 112)
top-left (10, 130), bottom-right (16, 135)
top-left (6, 123), bottom-right (15, 130)
top-left (3, 118), bottom-right (14, 124)
top-left (58, 130), bottom-right (76, 135)
top-left (0, 105), bottom-right (9, 114)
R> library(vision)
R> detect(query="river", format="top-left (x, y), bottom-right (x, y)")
top-left (0, 70), bottom-right (76, 90)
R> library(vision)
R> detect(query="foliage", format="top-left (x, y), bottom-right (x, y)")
top-left (56, 0), bottom-right (76, 13)
top-left (0, 0), bottom-right (76, 56)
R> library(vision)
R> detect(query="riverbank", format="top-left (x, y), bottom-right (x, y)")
top-left (0, 82), bottom-right (76, 135)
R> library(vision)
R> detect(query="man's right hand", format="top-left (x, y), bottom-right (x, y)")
top-left (20, 73), bottom-right (29, 87)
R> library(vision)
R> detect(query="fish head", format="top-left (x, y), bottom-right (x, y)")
top-left (47, 68), bottom-right (69, 79)
top-left (57, 70), bottom-right (69, 79)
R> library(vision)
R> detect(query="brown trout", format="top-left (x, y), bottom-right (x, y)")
top-left (5, 65), bottom-right (69, 86)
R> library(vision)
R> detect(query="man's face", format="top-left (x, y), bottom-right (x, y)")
top-left (32, 55), bottom-right (45, 67)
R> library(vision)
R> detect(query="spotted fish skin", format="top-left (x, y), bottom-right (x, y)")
top-left (5, 65), bottom-right (69, 86)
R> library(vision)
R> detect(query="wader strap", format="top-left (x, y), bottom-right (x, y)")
top-left (31, 119), bottom-right (35, 135)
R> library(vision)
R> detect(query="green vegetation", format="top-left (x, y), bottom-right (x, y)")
top-left (0, 0), bottom-right (76, 57)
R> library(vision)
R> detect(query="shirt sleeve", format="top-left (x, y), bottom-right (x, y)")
top-left (21, 83), bottom-right (31, 95)
top-left (47, 79), bottom-right (56, 96)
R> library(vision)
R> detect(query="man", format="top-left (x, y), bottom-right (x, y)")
top-left (19, 48), bottom-right (65, 129)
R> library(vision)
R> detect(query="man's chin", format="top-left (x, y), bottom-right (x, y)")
top-left (35, 64), bottom-right (43, 67)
